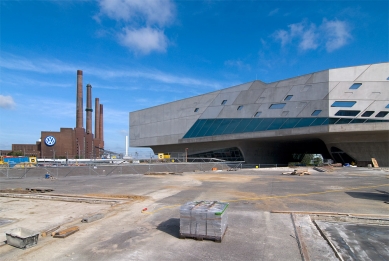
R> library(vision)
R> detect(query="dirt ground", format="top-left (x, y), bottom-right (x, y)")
top-left (0, 167), bottom-right (388, 261)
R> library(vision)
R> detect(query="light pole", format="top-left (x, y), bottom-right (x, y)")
top-left (185, 148), bottom-right (188, 163)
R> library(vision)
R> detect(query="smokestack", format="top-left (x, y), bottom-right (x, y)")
top-left (76, 70), bottom-right (83, 128)
top-left (125, 136), bottom-right (129, 156)
top-left (100, 104), bottom-right (104, 146)
top-left (95, 98), bottom-right (100, 139)
top-left (85, 84), bottom-right (93, 134)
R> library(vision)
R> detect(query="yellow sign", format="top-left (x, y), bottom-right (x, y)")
top-left (158, 153), bottom-right (164, 159)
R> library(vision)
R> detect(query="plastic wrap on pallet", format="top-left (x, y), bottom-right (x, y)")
top-left (179, 201), bottom-right (228, 239)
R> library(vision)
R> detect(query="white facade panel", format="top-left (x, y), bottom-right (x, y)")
top-left (329, 65), bottom-right (370, 81)
top-left (355, 63), bottom-right (389, 81)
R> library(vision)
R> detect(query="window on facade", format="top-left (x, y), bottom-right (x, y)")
top-left (284, 95), bottom-right (293, 101)
top-left (386, 104), bottom-right (389, 108)
top-left (221, 100), bottom-right (227, 105)
top-left (375, 111), bottom-right (389, 118)
top-left (331, 101), bottom-right (356, 107)
top-left (349, 83), bottom-right (362, 89)
top-left (254, 111), bottom-right (262, 117)
top-left (361, 111), bottom-right (374, 117)
top-left (311, 110), bottom-right (322, 116)
top-left (194, 108), bottom-right (199, 112)
top-left (237, 105), bottom-right (243, 111)
top-left (269, 103), bottom-right (286, 109)
top-left (335, 110), bottom-right (360, 117)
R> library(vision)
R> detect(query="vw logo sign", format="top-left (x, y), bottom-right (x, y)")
top-left (45, 136), bottom-right (56, 146)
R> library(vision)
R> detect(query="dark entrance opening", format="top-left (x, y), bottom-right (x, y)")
top-left (331, 147), bottom-right (356, 165)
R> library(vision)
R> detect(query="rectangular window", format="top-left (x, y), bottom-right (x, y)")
top-left (254, 111), bottom-right (262, 117)
top-left (194, 108), bottom-right (199, 112)
top-left (311, 110), bottom-right (322, 116)
top-left (335, 110), bottom-right (360, 117)
top-left (375, 111), bottom-right (389, 118)
top-left (269, 103), bottom-right (286, 109)
top-left (386, 104), bottom-right (389, 108)
top-left (331, 101), bottom-right (356, 107)
top-left (349, 83), bottom-right (362, 89)
top-left (221, 100), bottom-right (227, 105)
top-left (284, 95), bottom-right (293, 101)
top-left (361, 111), bottom-right (374, 117)
top-left (237, 105), bottom-right (243, 111)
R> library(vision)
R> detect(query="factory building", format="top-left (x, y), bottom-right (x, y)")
top-left (130, 63), bottom-right (389, 166)
top-left (11, 70), bottom-right (104, 159)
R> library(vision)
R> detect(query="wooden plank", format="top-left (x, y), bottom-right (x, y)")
top-left (291, 213), bottom-right (310, 261)
top-left (371, 158), bottom-right (379, 168)
top-left (53, 226), bottom-right (79, 238)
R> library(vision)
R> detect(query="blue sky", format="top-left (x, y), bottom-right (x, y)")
top-left (0, 0), bottom-right (388, 158)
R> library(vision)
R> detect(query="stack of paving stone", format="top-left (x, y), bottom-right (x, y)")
top-left (179, 201), bottom-right (228, 242)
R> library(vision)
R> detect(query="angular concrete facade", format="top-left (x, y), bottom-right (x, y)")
top-left (130, 63), bottom-right (389, 166)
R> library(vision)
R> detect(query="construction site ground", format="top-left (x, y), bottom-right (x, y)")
top-left (0, 166), bottom-right (388, 261)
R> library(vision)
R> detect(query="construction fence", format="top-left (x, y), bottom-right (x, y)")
top-left (0, 162), bottom-right (290, 179)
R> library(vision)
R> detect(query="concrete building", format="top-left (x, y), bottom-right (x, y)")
top-left (130, 63), bottom-right (389, 166)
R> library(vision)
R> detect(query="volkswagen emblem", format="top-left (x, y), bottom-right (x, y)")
top-left (45, 136), bottom-right (56, 146)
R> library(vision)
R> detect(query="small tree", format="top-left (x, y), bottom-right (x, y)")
top-left (301, 154), bottom-right (314, 166)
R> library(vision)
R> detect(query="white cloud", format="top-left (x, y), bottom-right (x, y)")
top-left (119, 27), bottom-right (168, 54)
top-left (268, 8), bottom-right (279, 16)
top-left (273, 29), bottom-right (290, 47)
top-left (0, 95), bottom-right (15, 109)
top-left (321, 19), bottom-right (351, 52)
top-left (0, 53), bottom-right (222, 89)
top-left (273, 19), bottom-right (351, 53)
top-left (224, 60), bottom-right (251, 71)
top-left (98, 0), bottom-right (175, 26)
top-left (97, 0), bottom-right (175, 54)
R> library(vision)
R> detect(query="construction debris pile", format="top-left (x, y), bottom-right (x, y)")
top-left (180, 201), bottom-right (229, 242)
top-left (282, 169), bottom-right (310, 176)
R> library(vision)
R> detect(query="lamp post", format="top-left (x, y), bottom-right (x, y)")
top-left (185, 148), bottom-right (188, 163)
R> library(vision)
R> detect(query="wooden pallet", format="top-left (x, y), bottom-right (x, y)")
top-left (179, 226), bottom-right (228, 243)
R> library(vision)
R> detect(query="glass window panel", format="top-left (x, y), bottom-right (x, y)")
top-left (375, 111), bottom-right (389, 118)
top-left (310, 118), bottom-right (327, 126)
top-left (212, 119), bottom-right (232, 135)
top-left (237, 106), bottom-right (243, 111)
top-left (196, 119), bottom-right (216, 137)
top-left (320, 118), bottom-right (330, 125)
top-left (191, 119), bottom-right (209, 137)
top-left (234, 119), bottom-right (253, 133)
top-left (329, 118), bottom-right (340, 124)
top-left (335, 118), bottom-right (352, 124)
top-left (254, 118), bottom-right (274, 131)
top-left (281, 118), bottom-right (301, 129)
top-left (184, 120), bottom-right (204, 138)
top-left (267, 118), bottom-right (287, 130)
top-left (366, 119), bottom-right (382, 123)
top-left (386, 104), bottom-right (389, 108)
top-left (269, 103), bottom-right (286, 109)
top-left (221, 100), bottom-right (227, 105)
top-left (350, 119), bottom-right (366, 124)
top-left (284, 95), bottom-right (293, 101)
top-left (311, 110), bottom-right (322, 116)
top-left (335, 110), bottom-right (360, 116)
top-left (331, 101), bottom-right (356, 107)
top-left (203, 119), bottom-right (223, 136)
top-left (294, 118), bottom-right (316, 128)
top-left (223, 119), bottom-right (242, 134)
top-left (254, 111), bottom-right (262, 117)
top-left (245, 118), bottom-right (263, 132)
top-left (349, 83), bottom-right (362, 89)
top-left (361, 111), bottom-right (374, 117)
top-left (194, 108), bottom-right (199, 112)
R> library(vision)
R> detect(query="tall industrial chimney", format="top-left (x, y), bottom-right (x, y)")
top-left (76, 70), bottom-right (83, 128)
top-left (100, 104), bottom-right (104, 147)
top-left (95, 98), bottom-right (100, 140)
top-left (85, 84), bottom-right (93, 134)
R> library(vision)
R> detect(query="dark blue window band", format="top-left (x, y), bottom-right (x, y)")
top-left (182, 117), bottom-right (389, 139)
